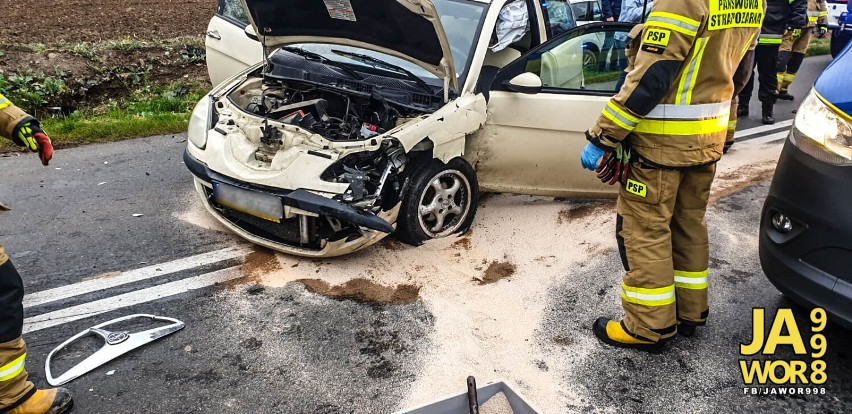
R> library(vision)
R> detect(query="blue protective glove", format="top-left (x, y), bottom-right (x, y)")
top-left (580, 142), bottom-right (607, 171)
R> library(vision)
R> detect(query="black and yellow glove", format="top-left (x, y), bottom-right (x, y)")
top-left (788, 27), bottom-right (803, 38)
top-left (13, 119), bottom-right (53, 165)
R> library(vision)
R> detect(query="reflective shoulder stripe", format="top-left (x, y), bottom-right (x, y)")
top-left (0, 353), bottom-right (26, 382)
top-left (675, 37), bottom-right (710, 105)
top-left (646, 101), bottom-right (731, 120)
top-left (602, 101), bottom-right (640, 131)
top-left (621, 282), bottom-right (676, 306)
top-left (674, 270), bottom-right (709, 290)
top-left (808, 16), bottom-right (819, 22)
top-left (646, 12), bottom-right (700, 37)
top-left (634, 115), bottom-right (729, 136)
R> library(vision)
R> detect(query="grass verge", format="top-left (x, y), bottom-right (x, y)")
top-left (1, 83), bottom-right (206, 152)
top-left (807, 37), bottom-right (831, 57)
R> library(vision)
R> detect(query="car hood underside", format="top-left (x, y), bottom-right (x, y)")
top-left (241, 0), bottom-right (458, 91)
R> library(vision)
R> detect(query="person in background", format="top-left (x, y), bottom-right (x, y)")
top-left (737, 0), bottom-right (807, 125)
top-left (613, 0), bottom-right (653, 90)
top-left (776, 0), bottom-right (828, 101)
top-left (598, 0), bottom-right (624, 72)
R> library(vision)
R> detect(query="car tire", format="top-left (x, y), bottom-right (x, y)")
top-left (395, 157), bottom-right (479, 246)
top-left (583, 49), bottom-right (598, 68)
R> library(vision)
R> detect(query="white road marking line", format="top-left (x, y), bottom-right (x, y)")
top-left (23, 266), bottom-right (243, 334)
top-left (24, 247), bottom-right (248, 308)
top-left (735, 119), bottom-right (794, 139)
top-left (747, 131), bottom-right (789, 145)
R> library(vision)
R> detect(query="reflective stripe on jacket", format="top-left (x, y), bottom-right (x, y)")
top-left (592, 0), bottom-right (762, 168)
top-left (0, 93), bottom-right (32, 142)
top-left (806, 0), bottom-right (828, 26)
top-left (759, 0), bottom-right (808, 44)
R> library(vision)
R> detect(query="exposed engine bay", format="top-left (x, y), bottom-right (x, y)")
top-left (229, 76), bottom-right (434, 143)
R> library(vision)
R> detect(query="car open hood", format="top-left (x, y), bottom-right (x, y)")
top-left (241, 0), bottom-right (458, 93)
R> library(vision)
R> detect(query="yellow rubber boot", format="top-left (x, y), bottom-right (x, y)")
top-left (592, 318), bottom-right (665, 352)
top-left (5, 389), bottom-right (73, 414)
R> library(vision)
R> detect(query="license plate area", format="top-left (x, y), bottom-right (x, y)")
top-left (212, 182), bottom-right (283, 223)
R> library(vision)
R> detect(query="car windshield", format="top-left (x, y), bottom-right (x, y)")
top-left (281, 0), bottom-right (488, 89)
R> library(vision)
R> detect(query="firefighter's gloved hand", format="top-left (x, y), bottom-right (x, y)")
top-left (788, 27), bottom-right (802, 38)
top-left (816, 24), bottom-right (828, 38)
top-left (596, 142), bottom-right (632, 185)
top-left (581, 142), bottom-right (607, 171)
top-left (35, 132), bottom-right (53, 165)
top-left (15, 120), bottom-right (53, 165)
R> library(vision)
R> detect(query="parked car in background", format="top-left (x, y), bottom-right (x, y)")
top-left (191, 0), bottom-right (632, 257)
top-left (759, 38), bottom-right (852, 329)
top-left (831, 11), bottom-right (852, 57)
top-left (827, 0), bottom-right (848, 28)
top-left (568, 0), bottom-right (604, 25)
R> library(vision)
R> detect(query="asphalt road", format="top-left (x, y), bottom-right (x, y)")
top-left (0, 56), bottom-right (848, 413)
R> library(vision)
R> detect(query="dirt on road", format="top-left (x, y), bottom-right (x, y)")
top-left (2, 0), bottom-right (215, 45)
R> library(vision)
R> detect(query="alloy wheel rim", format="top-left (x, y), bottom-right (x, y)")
top-left (416, 169), bottom-right (472, 238)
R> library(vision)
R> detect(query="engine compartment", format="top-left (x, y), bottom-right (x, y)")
top-left (228, 77), bottom-right (430, 142)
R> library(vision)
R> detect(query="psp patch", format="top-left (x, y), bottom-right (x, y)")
top-left (641, 28), bottom-right (670, 54)
top-left (626, 179), bottom-right (647, 198)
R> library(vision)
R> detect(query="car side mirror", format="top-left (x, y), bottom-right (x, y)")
top-left (244, 25), bottom-right (259, 41)
top-left (504, 72), bottom-right (543, 94)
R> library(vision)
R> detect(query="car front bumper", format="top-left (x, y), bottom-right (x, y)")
top-left (184, 149), bottom-right (398, 257)
top-left (759, 141), bottom-right (852, 330)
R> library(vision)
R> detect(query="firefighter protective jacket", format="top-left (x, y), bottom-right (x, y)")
top-left (807, 0), bottom-right (828, 27)
top-left (0, 93), bottom-right (35, 265)
top-left (0, 94), bottom-right (35, 145)
top-left (760, 0), bottom-right (808, 44)
top-left (590, 0), bottom-right (763, 168)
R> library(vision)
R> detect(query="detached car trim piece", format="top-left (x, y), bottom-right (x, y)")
top-left (45, 314), bottom-right (185, 386)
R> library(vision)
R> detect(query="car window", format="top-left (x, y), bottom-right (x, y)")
top-left (520, 27), bottom-right (630, 93)
top-left (542, 1), bottom-right (577, 38)
top-left (591, 1), bottom-right (604, 21)
top-left (219, 0), bottom-right (249, 26)
top-left (571, 1), bottom-right (590, 21)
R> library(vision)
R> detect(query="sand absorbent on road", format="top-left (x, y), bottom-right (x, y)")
top-left (176, 138), bottom-right (784, 411)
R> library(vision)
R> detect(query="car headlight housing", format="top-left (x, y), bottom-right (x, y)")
top-left (790, 90), bottom-right (852, 165)
top-left (188, 95), bottom-right (213, 149)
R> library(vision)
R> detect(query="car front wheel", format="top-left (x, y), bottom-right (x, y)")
top-left (395, 157), bottom-right (479, 245)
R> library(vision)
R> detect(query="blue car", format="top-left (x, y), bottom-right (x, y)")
top-left (759, 38), bottom-right (852, 329)
top-left (832, 12), bottom-right (852, 57)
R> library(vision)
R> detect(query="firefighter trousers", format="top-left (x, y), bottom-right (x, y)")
top-left (777, 29), bottom-right (813, 92)
top-left (739, 44), bottom-right (780, 105)
top-left (0, 255), bottom-right (35, 410)
top-left (616, 162), bottom-right (714, 343)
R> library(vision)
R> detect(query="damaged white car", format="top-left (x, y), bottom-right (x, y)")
top-left (187, 0), bottom-right (632, 257)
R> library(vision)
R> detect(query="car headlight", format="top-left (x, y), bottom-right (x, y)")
top-left (188, 96), bottom-right (212, 149)
top-left (790, 89), bottom-right (852, 165)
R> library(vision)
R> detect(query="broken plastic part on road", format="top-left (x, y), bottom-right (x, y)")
top-left (45, 314), bottom-right (184, 386)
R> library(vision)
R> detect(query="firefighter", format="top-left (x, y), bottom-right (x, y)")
top-left (777, 0), bottom-right (828, 101)
top-left (737, 0), bottom-right (807, 124)
top-left (0, 93), bottom-right (73, 413)
top-left (579, 0), bottom-right (762, 352)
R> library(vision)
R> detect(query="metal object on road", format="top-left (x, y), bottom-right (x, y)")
top-left (45, 314), bottom-right (185, 386)
top-left (394, 379), bottom-right (540, 414)
top-left (466, 376), bottom-right (479, 414)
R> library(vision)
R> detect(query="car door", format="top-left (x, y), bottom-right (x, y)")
top-left (205, 0), bottom-right (264, 86)
top-left (468, 23), bottom-right (633, 198)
